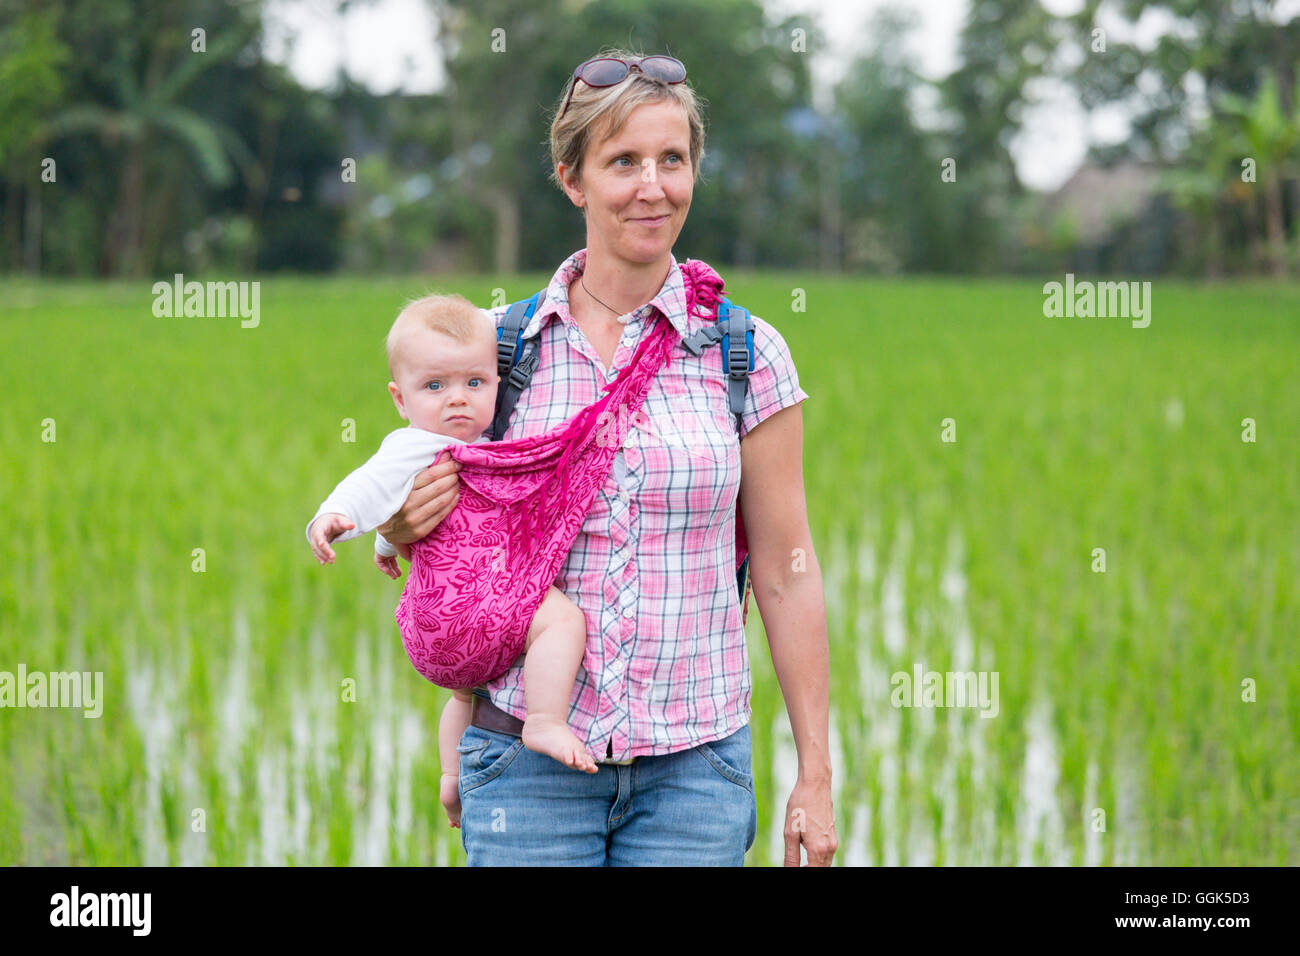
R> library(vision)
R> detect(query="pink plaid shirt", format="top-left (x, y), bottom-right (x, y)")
top-left (478, 249), bottom-right (809, 759)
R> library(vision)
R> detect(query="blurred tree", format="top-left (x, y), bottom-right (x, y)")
top-left (429, 0), bottom-right (816, 273)
top-left (1159, 161), bottom-right (1227, 278)
top-left (1061, 0), bottom-right (1300, 276)
top-left (1216, 74), bottom-right (1300, 277)
top-left (429, 0), bottom-right (572, 274)
top-left (1065, 0), bottom-right (1297, 163)
top-left (29, 0), bottom-right (262, 275)
top-left (836, 6), bottom-right (962, 273)
top-left (0, 0), bottom-right (347, 276)
top-left (0, 5), bottom-right (71, 273)
top-left (936, 0), bottom-right (1057, 272)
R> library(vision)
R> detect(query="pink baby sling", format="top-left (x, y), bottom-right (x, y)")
top-left (394, 260), bottom-right (750, 689)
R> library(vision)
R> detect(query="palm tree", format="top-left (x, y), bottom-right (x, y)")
top-left (1215, 75), bottom-right (1300, 278)
top-left (1159, 119), bottom-right (1247, 279)
top-left (33, 23), bottom-right (262, 276)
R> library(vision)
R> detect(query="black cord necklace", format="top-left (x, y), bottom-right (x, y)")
top-left (581, 274), bottom-right (625, 317)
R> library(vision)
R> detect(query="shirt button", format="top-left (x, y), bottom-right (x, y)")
top-left (618, 488), bottom-right (630, 504)
top-left (622, 606), bottom-right (634, 619)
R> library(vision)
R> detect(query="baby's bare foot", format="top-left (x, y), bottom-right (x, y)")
top-left (522, 714), bottom-right (599, 773)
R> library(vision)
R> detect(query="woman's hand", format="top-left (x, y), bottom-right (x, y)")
top-left (375, 450), bottom-right (462, 560)
top-left (784, 776), bottom-right (837, 866)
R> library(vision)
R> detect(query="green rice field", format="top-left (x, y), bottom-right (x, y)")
top-left (1, 273), bottom-right (1297, 865)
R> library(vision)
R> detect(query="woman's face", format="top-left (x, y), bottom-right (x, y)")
top-left (559, 98), bottom-right (694, 268)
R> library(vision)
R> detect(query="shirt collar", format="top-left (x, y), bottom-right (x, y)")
top-left (521, 248), bottom-right (692, 341)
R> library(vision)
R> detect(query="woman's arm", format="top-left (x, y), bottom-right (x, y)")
top-left (738, 402), bottom-right (837, 866)
top-left (374, 450), bottom-right (462, 561)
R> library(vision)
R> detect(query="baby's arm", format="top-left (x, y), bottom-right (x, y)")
top-left (308, 513), bottom-right (355, 564)
top-left (305, 428), bottom-right (462, 560)
top-left (372, 532), bottom-right (402, 579)
top-left (438, 689), bottom-right (475, 828)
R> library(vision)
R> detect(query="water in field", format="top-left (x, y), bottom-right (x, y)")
top-left (2, 275), bottom-right (1297, 864)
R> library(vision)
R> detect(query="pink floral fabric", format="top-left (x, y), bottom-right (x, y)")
top-left (395, 261), bottom-right (734, 689)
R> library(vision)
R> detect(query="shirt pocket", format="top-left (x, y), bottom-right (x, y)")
top-left (644, 403), bottom-right (734, 463)
top-left (634, 368), bottom-right (741, 530)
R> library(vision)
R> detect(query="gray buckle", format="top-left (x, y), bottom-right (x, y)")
top-left (680, 326), bottom-right (720, 356)
top-left (497, 338), bottom-right (517, 373)
top-left (508, 345), bottom-right (538, 389)
top-left (728, 343), bottom-right (749, 379)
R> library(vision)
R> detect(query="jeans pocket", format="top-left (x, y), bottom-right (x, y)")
top-left (458, 728), bottom-right (524, 795)
top-left (456, 732), bottom-right (490, 767)
top-left (695, 724), bottom-right (753, 792)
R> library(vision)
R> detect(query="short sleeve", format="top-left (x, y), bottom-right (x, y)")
top-left (738, 313), bottom-right (810, 439)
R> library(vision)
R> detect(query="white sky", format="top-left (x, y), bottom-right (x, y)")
top-left (263, 0), bottom-right (1300, 192)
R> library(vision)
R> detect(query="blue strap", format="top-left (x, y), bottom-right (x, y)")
top-left (718, 299), bottom-right (755, 435)
top-left (491, 290), bottom-right (546, 440)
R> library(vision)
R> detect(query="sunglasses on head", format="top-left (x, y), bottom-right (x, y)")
top-left (557, 55), bottom-right (688, 120)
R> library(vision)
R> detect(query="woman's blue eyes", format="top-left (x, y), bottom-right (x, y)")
top-left (426, 378), bottom-right (483, 391)
top-left (615, 154), bottom-right (683, 167)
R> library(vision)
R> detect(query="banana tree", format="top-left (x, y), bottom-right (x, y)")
top-left (1215, 75), bottom-right (1300, 278)
top-left (34, 23), bottom-right (262, 276)
top-left (1158, 118), bottom-right (1248, 279)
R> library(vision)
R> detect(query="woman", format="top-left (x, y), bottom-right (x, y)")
top-left (378, 50), bottom-right (835, 866)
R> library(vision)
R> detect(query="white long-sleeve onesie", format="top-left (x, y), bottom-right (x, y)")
top-left (306, 426), bottom-right (491, 557)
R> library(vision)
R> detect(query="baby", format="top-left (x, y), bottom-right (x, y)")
top-left (305, 293), bottom-right (598, 829)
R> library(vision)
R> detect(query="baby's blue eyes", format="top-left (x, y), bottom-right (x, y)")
top-left (426, 377), bottom-right (484, 391)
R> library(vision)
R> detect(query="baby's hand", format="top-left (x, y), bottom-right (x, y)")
top-left (375, 551), bottom-right (402, 580)
top-left (441, 772), bottom-right (461, 828)
top-left (309, 513), bottom-right (354, 564)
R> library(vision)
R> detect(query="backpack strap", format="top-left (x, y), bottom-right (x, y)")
top-left (490, 289), bottom-right (547, 441)
top-left (680, 296), bottom-right (755, 436)
top-left (681, 296), bottom-right (756, 611)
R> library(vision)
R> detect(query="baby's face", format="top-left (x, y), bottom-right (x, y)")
top-left (388, 328), bottom-right (499, 442)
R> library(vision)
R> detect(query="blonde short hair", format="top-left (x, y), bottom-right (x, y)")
top-left (548, 47), bottom-right (707, 191)
top-left (385, 293), bottom-right (496, 380)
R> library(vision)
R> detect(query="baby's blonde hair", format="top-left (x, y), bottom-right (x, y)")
top-left (385, 293), bottom-right (496, 380)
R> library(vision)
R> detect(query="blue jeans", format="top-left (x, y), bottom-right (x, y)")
top-left (456, 722), bottom-right (758, 865)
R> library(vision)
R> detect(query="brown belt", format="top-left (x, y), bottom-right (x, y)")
top-left (469, 692), bottom-right (524, 736)
top-left (469, 691), bottom-right (635, 765)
